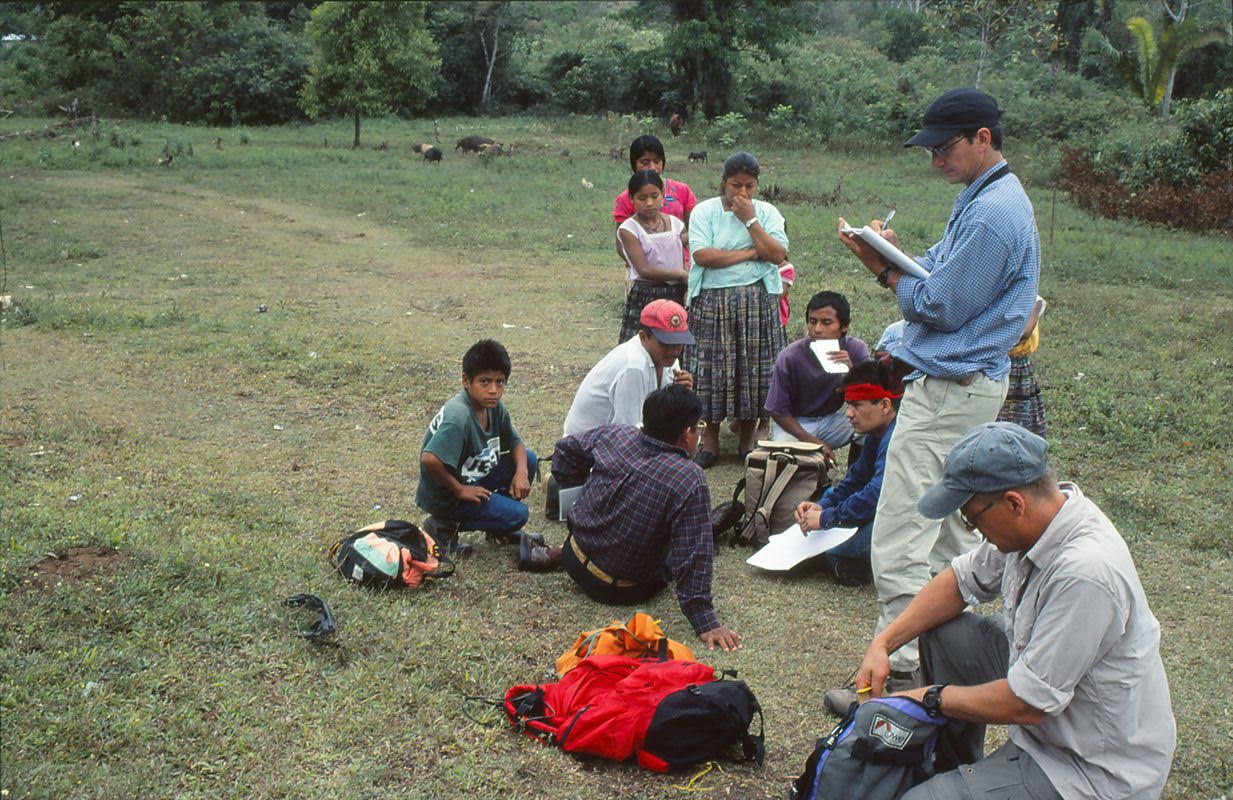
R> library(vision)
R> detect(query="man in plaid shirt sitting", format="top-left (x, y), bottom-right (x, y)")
top-left (521, 385), bottom-right (741, 651)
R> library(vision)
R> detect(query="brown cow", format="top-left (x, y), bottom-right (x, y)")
top-left (668, 113), bottom-right (684, 137)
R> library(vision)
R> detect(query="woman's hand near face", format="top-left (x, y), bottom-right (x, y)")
top-left (730, 194), bottom-right (756, 223)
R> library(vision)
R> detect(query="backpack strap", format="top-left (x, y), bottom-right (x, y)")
top-left (738, 453), bottom-right (799, 543)
top-left (743, 703), bottom-right (766, 765)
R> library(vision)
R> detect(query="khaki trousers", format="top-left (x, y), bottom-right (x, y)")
top-left (871, 373), bottom-right (1008, 672)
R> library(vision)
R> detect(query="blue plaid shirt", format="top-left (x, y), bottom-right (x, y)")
top-left (892, 161), bottom-right (1040, 381)
top-left (552, 425), bottom-right (719, 634)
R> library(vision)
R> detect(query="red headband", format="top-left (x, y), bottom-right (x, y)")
top-left (844, 383), bottom-right (903, 403)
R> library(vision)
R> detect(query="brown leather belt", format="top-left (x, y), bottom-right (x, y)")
top-left (567, 535), bottom-right (638, 587)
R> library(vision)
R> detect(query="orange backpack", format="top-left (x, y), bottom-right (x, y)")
top-left (555, 611), bottom-right (694, 676)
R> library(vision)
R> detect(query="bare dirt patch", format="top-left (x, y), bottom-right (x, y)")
top-left (21, 546), bottom-right (128, 594)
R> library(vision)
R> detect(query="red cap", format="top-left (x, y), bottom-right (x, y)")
top-left (639, 299), bottom-right (695, 345)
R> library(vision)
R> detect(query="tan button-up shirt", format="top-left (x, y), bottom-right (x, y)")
top-left (951, 484), bottom-right (1175, 799)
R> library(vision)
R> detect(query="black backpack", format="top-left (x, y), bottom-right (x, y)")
top-left (329, 520), bottom-right (454, 590)
top-left (790, 696), bottom-right (947, 800)
top-left (643, 679), bottom-right (765, 769)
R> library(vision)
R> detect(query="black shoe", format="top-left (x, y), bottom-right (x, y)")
top-left (831, 557), bottom-right (871, 588)
top-left (518, 532), bottom-right (557, 572)
top-left (544, 476), bottom-right (561, 520)
top-left (693, 450), bottom-right (718, 469)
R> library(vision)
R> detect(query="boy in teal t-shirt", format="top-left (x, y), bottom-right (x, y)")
top-left (417, 340), bottom-right (538, 555)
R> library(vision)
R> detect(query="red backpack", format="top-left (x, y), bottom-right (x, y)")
top-left (502, 655), bottom-right (764, 772)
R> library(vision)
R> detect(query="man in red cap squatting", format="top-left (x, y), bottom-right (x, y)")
top-left (831, 88), bottom-right (1040, 709)
top-left (849, 422), bottom-right (1175, 800)
top-left (543, 300), bottom-right (695, 517)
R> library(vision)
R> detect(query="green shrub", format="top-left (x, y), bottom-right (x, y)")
top-left (1177, 88), bottom-right (1233, 174)
top-left (707, 112), bottom-right (748, 148)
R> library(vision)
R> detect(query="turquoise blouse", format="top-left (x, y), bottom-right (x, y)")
top-left (685, 196), bottom-right (789, 304)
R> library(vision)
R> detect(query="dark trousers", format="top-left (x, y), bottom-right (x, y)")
top-left (918, 612), bottom-right (1010, 771)
top-left (560, 536), bottom-right (670, 606)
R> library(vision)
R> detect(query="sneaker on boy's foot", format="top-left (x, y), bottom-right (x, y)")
top-left (423, 516), bottom-right (472, 558)
top-left (823, 669), bottom-right (921, 717)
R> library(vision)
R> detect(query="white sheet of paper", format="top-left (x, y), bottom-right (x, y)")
top-left (745, 523), bottom-right (859, 571)
top-left (809, 339), bottom-right (849, 374)
top-left (558, 486), bottom-right (584, 522)
top-left (841, 224), bottom-right (931, 280)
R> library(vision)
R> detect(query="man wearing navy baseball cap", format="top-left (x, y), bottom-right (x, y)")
top-left (830, 89), bottom-right (1041, 698)
top-left (841, 422), bottom-right (1175, 800)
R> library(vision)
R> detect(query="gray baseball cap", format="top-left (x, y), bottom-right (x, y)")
top-left (918, 422), bottom-right (1049, 519)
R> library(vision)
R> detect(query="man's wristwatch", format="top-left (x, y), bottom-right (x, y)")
top-left (876, 266), bottom-right (894, 287)
top-left (922, 684), bottom-right (947, 718)
top-left (744, 216), bottom-right (757, 228)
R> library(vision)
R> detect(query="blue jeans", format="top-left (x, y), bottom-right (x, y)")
top-left (451, 449), bottom-right (538, 537)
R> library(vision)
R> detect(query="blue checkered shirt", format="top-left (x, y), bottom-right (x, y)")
top-left (893, 161), bottom-right (1040, 381)
top-left (552, 425), bottom-right (719, 634)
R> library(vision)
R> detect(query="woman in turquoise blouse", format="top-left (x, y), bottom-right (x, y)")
top-left (684, 152), bottom-right (789, 466)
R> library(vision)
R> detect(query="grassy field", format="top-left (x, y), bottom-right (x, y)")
top-left (2, 114), bottom-right (1231, 799)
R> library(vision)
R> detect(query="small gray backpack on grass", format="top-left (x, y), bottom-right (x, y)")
top-left (789, 696), bottom-right (948, 800)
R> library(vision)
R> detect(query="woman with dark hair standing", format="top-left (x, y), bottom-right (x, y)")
top-left (615, 171), bottom-right (689, 343)
top-left (685, 152), bottom-right (789, 466)
top-left (612, 134), bottom-right (697, 227)
top-left (612, 135), bottom-right (697, 343)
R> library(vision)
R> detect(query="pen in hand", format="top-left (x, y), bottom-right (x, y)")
top-left (883, 209), bottom-right (895, 228)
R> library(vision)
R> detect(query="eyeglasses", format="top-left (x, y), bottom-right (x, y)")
top-left (960, 498), bottom-right (998, 531)
top-left (925, 135), bottom-right (966, 158)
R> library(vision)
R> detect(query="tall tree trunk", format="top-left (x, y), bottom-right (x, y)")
top-left (353, 110), bottom-right (361, 148)
top-left (479, 21), bottom-right (500, 111)
top-left (1161, 68), bottom-right (1177, 116)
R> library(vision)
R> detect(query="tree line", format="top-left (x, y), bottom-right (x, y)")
top-left (2, 1), bottom-right (1229, 133)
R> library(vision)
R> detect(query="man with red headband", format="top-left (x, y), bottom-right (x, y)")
top-left (794, 361), bottom-right (901, 588)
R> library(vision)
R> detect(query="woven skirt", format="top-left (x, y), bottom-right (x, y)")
top-left (618, 282), bottom-right (686, 344)
top-left (683, 283), bottom-right (787, 423)
top-left (996, 354), bottom-right (1047, 437)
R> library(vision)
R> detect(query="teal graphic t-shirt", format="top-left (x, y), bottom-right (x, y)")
top-left (416, 390), bottom-right (522, 517)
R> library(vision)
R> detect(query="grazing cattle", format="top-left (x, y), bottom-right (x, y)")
top-left (456, 135), bottom-right (496, 154)
top-left (668, 113), bottom-right (684, 137)
top-left (412, 143), bottom-right (434, 154)
top-left (688, 150), bottom-right (708, 163)
top-left (423, 147), bottom-right (443, 164)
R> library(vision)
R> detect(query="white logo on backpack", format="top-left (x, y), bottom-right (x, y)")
top-left (352, 564), bottom-right (365, 581)
top-left (869, 714), bottom-right (912, 750)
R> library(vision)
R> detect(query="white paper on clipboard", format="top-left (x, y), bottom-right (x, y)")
top-left (840, 224), bottom-right (930, 280)
top-left (746, 523), bottom-right (859, 571)
top-left (809, 339), bottom-right (849, 374)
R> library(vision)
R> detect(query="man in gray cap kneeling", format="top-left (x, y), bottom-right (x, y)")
top-left (848, 422), bottom-right (1175, 800)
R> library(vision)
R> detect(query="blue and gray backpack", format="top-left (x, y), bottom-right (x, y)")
top-left (789, 696), bottom-right (948, 800)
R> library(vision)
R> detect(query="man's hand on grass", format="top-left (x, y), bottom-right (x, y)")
top-left (699, 625), bottom-right (743, 652)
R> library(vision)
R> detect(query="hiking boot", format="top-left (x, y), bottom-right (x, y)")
top-left (823, 669), bottom-right (921, 717)
top-left (423, 516), bottom-right (472, 559)
top-left (517, 532), bottom-right (560, 572)
top-left (544, 475), bottom-right (561, 520)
